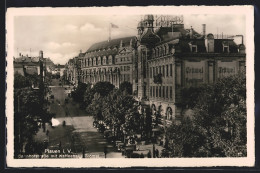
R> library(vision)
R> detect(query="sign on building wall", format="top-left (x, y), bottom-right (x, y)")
top-left (185, 61), bottom-right (205, 87)
top-left (217, 61), bottom-right (236, 78)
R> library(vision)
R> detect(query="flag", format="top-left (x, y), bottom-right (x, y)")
top-left (111, 23), bottom-right (119, 28)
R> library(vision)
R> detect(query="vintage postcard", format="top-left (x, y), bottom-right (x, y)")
top-left (6, 6), bottom-right (255, 167)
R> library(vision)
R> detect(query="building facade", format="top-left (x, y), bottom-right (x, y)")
top-left (68, 15), bottom-right (246, 128)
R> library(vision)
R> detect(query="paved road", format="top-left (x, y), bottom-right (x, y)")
top-left (43, 79), bottom-right (123, 158)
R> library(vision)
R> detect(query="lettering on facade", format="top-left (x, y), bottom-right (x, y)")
top-left (218, 67), bottom-right (235, 74)
top-left (186, 67), bottom-right (204, 74)
top-left (185, 67), bottom-right (204, 84)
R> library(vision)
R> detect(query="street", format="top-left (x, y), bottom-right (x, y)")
top-left (35, 79), bottom-right (123, 158)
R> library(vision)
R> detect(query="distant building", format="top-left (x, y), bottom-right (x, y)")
top-left (64, 58), bottom-right (79, 85)
top-left (14, 50), bottom-right (55, 76)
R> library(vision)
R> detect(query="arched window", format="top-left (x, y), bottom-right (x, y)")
top-left (165, 44), bottom-right (169, 55)
top-left (162, 46), bottom-right (165, 56)
top-left (166, 107), bottom-right (173, 120)
top-left (152, 49), bottom-right (155, 58)
top-left (89, 58), bottom-right (93, 66)
top-left (102, 56), bottom-right (106, 65)
top-left (93, 57), bottom-right (96, 66)
top-left (98, 56), bottom-right (101, 65)
top-left (151, 104), bottom-right (156, 115)
top-left (108, 55), bottom-right (113, 64)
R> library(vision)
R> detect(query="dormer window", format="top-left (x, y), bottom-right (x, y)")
top-left (192, 45), bottom-right (197, 52)
top-left (222, 41), bottom-right (230, 53)
top-left (189, 42), bottom-right (197, 53)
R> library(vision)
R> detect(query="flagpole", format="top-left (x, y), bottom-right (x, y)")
top-left (108, 23), bottom-right (111, 42)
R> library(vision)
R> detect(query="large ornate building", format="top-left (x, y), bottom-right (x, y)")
top-left (68, 15), bottom-right (246, 128)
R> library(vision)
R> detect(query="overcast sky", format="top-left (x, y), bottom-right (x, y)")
top-left (14, 14), bottom-right (245, 65)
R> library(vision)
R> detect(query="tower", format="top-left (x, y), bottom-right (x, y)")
top-left (136, 15), bottom-right (160, 101)
top-left (39, 50), bottom-right (43, 59)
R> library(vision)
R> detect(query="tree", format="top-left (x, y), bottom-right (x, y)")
top-left (165, 73), bottom-right (246, 157)
top-left (71, 82), bottom-right (90, 104)
top-left (85, 82), bottom-right (114, 114)
top-left (92, 81), bottom-right (115, 97)
top-left (166, 117), bottom-right (203, 157)
top-left (14, 71), bottom-right (53, 157)
top-left (193, 73), bottom-right (246, 157)
top-left (119, 81), bottom-right (132, 95)
top-left (181, 85), bottom-right (207, 108)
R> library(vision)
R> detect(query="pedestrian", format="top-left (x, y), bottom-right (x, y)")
top-left (59, 141), bottom-right (62, 149)
top-left (104, 145), bottom-right (107, 158)
top-left (152, 144), bottom-right (155, 158)
top-left (147, 150), bottom-right (151, 158)
top-left (155, 149), bottom-right (159, 158)
top-left (82, 147), bottom-right (85, 158)
top-left (46, 129), bottom-right (49, 136)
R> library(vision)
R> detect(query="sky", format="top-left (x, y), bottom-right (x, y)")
top-left (13, 14), bottom-right (245, 65)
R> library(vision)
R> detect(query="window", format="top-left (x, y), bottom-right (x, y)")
top-left (192, 45), bottom-right (197, 52)
top-left (166, 86), bottom-right (168, 98)
top-left (156, 86), bottom-right (158, 97)
top-left (170, 87), bottom-right (173, 99)
top-left (223, 46), bottom-right (229, 53)
top-left (159, 66), bottom-right (161, 74)
top-left (150, 67), bottom-right (152, 78)
top-left (150, 87), bottom-right (152, 97)
top-left (170, 64), bottom-right (173, 76)
top-left (163, 86), bottom-right (165, 98)
top-left (153, 67), bottom-right (155, 77)
top-left (162, 65), bottom-right (165, 77)
top-left (159, 86), bottom-right (161, 97)
top-left (166, 65), bottom-right (169, 77)
top-left (153, 86), bottom-right (155, 97)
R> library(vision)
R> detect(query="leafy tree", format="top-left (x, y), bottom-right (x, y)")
top-left (14, 88), bottom-right (53, 157)
top-left (181, 85), bottom-right (207, 108)
top-left (71, 82), bottom-right (90, 104)
top-left (14, 71), bottom-right (53, 157)
top-left (166, 117), bottom-right (203, 157)
top-left (92, 81), bottom-right (115, 97)
top-left (14, 73), bottom-right (31, 88)
top-left (165, 73), bottom-right (246, 157)
top-left (87, 92), bottom-right (104, 121)
top-left (101, 89), bottom-right (139, 138)
top-left (85, 82), bottom-right (114, 114)
top-left (143, 107), bottom-right (152, 139)
top-left (192, 73), bottom-right (246, 157)
top-left (119, 81), bottom-right (132, 95)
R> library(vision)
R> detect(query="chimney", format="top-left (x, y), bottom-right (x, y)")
top-left (202, 24), bottom-right (206, 37)
top-left (80, 50), bottom-right (82, 53)
top-left (19, 53), bottom-right (21, 57)
top-left (190, 26), bottom-right (193, 39)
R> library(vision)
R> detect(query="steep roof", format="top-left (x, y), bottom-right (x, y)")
top-left (87, 36), bottom-right (136, 52)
